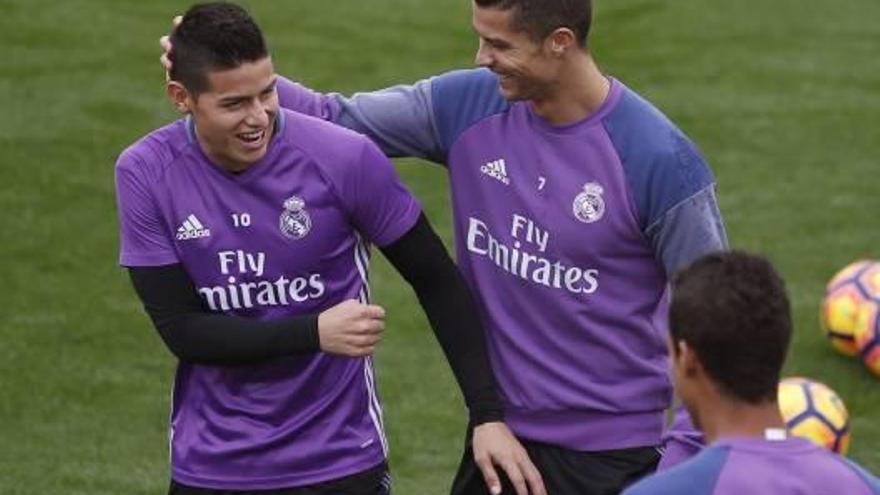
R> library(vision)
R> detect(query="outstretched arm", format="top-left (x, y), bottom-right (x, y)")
top-left (161, 32), bottom-right (444, 161)
top-left (380, 214), bottom-right (500, 424)
top-left (649, 186), bottom-right (728, 469)
top-left (380, 214), bottom-right (545, 495)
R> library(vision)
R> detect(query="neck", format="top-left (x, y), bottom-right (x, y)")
top-left (698, 396), bottom-right (787, 444)
top-left (531, 52), bottom-right (609, 126)
top-left (191, 127), bottom-right (245, 173)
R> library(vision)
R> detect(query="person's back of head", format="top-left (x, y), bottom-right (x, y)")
top-left (169, 2), bottom-right (268, 96)
top-left (670, 250), bottom-right (792, 405)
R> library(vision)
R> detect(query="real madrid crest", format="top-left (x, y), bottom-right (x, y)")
top-left (572, 182), bottom-right (605, 224)
top-left (280, 195), bottom-right (311, 240)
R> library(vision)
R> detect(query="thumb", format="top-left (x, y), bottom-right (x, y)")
top-left (363, 304), bottom-right (386, 319)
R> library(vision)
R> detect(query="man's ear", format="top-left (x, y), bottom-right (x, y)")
top-left (546, 27), bottom-right (577, 57)
top-left (166, 81), bottom-right (193, 114)
top-left (677, 340), bottom-right (703, 378)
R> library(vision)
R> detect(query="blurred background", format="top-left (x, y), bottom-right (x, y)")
top-left (1, 0), bottom-right (878, 493)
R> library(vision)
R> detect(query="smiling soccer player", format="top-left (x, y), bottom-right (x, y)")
top-left (119, 3), bottom-right (544, 494)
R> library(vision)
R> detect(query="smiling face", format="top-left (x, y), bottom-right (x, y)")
top-left (471, 2), bottom-right (561, 102)
top-left (175, 57), bottom-right (278, 172)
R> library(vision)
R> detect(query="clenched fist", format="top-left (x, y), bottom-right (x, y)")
top-left (317, 300), bottom-right (386, 357)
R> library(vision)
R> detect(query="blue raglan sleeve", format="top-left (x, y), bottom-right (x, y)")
top-left (276, 76), bottom-right (444, 162)
top-left (602, 89), bottom-right (727, 277)
top-left (275, 69), bottom-right (507, 164)
top-left (628, 115), bottom-right (728, 471)
top-left (603, 88), bottom-right (729, 467)
top-left (643, 133), bottom-right (729, 276)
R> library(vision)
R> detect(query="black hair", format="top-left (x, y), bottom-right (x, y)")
top-left (670, 251), bottom-right (792, 404)
top-left (474, 0), bottom-right (592, 47)
top-left (169, 2), bottom-right (268, 95)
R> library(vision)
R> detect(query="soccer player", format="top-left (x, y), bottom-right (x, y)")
top-left (159, 0), bottom-right (728, 492)
top-left (622, 251), bottom-right (880, 495)
top-left (120, 3), bottom-right (545, 494)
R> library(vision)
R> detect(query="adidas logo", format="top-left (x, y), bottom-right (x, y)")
top-left (176, 214), bottom-right (211, 241)
top-left (480, 159), bottom-right (510, 185)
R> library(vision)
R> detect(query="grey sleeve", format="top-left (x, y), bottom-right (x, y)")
top-left (331, 78), bottom-right (445, 162)
top-left (645, 185), bottom-right (729, 277)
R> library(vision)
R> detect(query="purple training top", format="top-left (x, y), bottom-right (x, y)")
top-left (274, 69), bottom-right (728, 454)
top-left (623, 437), bottom-right (880, 494)
top-left (115, 109), bottom-right (421, 489)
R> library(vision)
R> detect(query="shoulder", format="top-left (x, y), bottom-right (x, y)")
top-left (839, 457), bottom-right (880, 493)
top-left (602, 81), bottom-right (695, 156)
top-left (601, 79), bottom-right (716, 230)
top-left (429, 68), bottom-right (509, 150)
top-left (275, 109), bottom-right (393, 198)
top-left (116, 119), bottom-right (190, 181)
top-left (278, 109), bottom-right (377, 163)
top-left (624, 445), bottom-right (730, 495)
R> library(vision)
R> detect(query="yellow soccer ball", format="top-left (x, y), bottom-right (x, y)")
top-left (821, 260), bottom-right (878, 356)
top-left (855, 285), bottom-right (880, 377)
top-left (778, 377), bottom-right (851, 455)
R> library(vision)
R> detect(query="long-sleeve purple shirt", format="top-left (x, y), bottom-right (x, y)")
top-left (276, 69), bottom-right (727, 454)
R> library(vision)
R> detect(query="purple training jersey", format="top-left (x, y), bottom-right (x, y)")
top-left (274, 70), bottom-right (728, 453)
top-left (115, 109), bottom-right (421, 489)
top-left (623, 437), bottom-right (880, 494)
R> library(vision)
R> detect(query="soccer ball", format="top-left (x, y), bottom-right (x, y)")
top-left (778, 377), bottom-right (850, 455)
top-left (820, 260), bottom-right (879, 356)
top-left (855, 305), bottom-right (880, 376)
top-left (854, 266), bottom-right (880, 376)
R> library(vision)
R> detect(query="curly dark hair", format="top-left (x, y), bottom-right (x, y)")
top-left (169, 2), bottom-right (268, 95)
top-left (670, 251), bottom-right (793, 404)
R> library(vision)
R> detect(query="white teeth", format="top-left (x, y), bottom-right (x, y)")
top-left (239, 130), bottom-right (264, 142)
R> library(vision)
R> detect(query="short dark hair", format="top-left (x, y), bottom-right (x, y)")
top-left (670, 251), bottom-right (792, 404)
top-left (474, 0), bottom-right (593, 47)
top-left (169, 2), bottom-right (268, 95)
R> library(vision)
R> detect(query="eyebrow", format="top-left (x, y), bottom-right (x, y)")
top-left (485, 36), bottom-right (511, 46)
top-left (472, 26), bottom-right (510, 47)
top-left (218, 78), bottom-right (278, 105)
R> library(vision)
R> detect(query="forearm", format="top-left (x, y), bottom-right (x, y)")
top-left (149, 310), bottom-right (319, 366)
top-left (129, 265), bottom-right (319, 366)
top-left (410, 266), bottom-right (503, 424)
top-left (647, 185), bottom-right (729, 276)
top-left (381, 215), bottom-right (503, 424)
top-left (276, 76), bottom-right (444, 161)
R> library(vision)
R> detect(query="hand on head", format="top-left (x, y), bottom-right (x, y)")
top-left (159, 15), bottom-right (182, 79)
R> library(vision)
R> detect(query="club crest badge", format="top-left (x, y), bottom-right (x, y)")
top-left (280, 196), bottom-right (311, 239)
top-left (572, 182), bottom-right (605, 224)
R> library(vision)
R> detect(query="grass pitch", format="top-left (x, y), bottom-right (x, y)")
top-left (1, 0), bottom-right (878, 493)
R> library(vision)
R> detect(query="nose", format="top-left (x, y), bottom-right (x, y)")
top-left (244, 98), bottom-right (271, 127)
top-left (474, 39), bottom-right (492, 67)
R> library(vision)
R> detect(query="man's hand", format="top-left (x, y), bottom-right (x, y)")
top-left (159, 16), bottom-right (181, 78)
top-left (473, 422), bottom-right (546, 495)
top-left (317, 299), bottom-right (385, 357)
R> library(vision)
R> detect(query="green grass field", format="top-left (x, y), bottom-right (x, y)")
top-left (2, 0), bottom-right (879, 493)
